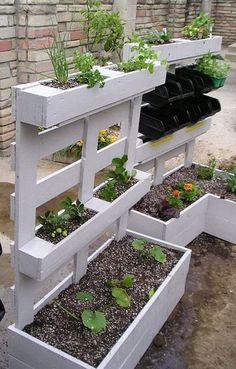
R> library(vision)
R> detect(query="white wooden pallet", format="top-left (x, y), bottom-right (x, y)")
top-left (12, 63), bottom-right (166, 128)
top-left (123, 36), bottom-right (222, 64)
top-left (128, 166), bottom-right (236, 246)
top-left (8, 230), bottom-right (191, 369)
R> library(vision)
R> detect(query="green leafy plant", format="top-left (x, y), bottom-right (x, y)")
top-left (81, 0), bottom-right (124, 61)
top-left (38, 211), bottom-right (68, 238)
top-left (148, 287), bottom-right (155, 299)
top-left (47, 32), bottom-right (69, 84)
top-left (132, 239), bottom-right (166, 264)
top-left (106, 273), bottom-right (134, 289)
top-left (196, 52), bottom-right (231, 79)
top-left (166, 193), bottom-right (184, 209)
top-left (73, 52), bottom-right (105, 88)
top-left (60, 197), bottom-right (85, 223)
top-left (143, 28), bottom-right (172, 45)
top-left (197, 158), bottom-right (216, 180)
top-left (226, 166), bottom-right (236, 194)
top-left (111, 288), bottom-right (131, 308)
top-left (81, 309), bottom-right (107, 333)
top-left (76, 291), bottom-right (94, 302)
top-left (118, 39), bottom-right (159, 73)
top-left (175, 182), bottom-right (201, 203)
top-left (182, 12), bottom-right (213, 39)
top-left (99, 155), bottom-right (137, 202)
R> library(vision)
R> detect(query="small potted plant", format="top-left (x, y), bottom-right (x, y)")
top-left (195, 52), bottom-right (231, 88)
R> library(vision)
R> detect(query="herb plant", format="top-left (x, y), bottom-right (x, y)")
top-left (106, 273), bottom-right (133, 308)
top-left (73, 52), bottom-right (105, 88)
top-left (182, 12), bottom-right (213, 39)
top-left (99, 180), bottom-right (117, 202)
top-left (38, 211), bottom-right (68, 238)
top-left (118, 39), bottom-right (159, 74)
top-left (143, 28), bottom-right (172, 45)
top-left (226, 166), bottom-right (236, 194)
top-left (196, 52), bottom-right (231, 79)
top-left (60, 197), bottom-right (85, 223)
top-left (106, 273), bottom-right (134, 289)
top-left (197, 158), bottom-right (216, 180)
top-left (47, 33), bottom-right (69, 84)
top-left (81, 0), bottom-right (124, 61)
top-left (132, 239), bottom-right (167, 264)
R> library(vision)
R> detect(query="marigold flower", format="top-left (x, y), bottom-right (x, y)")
top-left (172, 189), bottom-right (181, 197)
top-left (184, 182), bottom-right (193, 191)
top-left (99, 129), bottom-right (106, 137)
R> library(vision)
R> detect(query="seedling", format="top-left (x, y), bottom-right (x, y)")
top-left (226, 166), bottom-right (236, 194)
top-left (99, 180), bottom-right (117, 202)
top-left (107, 155), bottom-right (137, 185)
top-left (197, 158), bottom-right (216, 180)
top-left (38, 211), bottom-right (68, 238)
top-left (132, 239), bottom-right (167, 264)
top-left (182, 12), bottom-right (213, 39)
top-left (76, 291), bottom-right (94, 302)
top-left (143, 28), bottom-right (172, 45)
top-left (73, 52), bottom-right (105, 88)
top-left (148, 288), bottom-right (155, 299)
top-left (106, 273), bottom-right (134, 289)
top-left (60, 197), bottom-right (85, 223)
top-left (81, 309), bottom-right (107, 333)
top-left (111, 288), bottom-right (131, 308)
top-left (47, 32), bottom-right (69, 84)
top-left (196, 52), bottom-right (230, 79)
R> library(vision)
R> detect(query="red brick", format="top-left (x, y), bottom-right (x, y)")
top-left (0, 40), bottom-right (12, 52)
top-left (70, 30), bottom-right (87, 41)
top-left (136, 10), bottom-right (146, 17)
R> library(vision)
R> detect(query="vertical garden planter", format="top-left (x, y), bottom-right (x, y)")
top-left (8, 231), bottom-right (191, 369)
top-left (123, 36), bottom-right (222, 64)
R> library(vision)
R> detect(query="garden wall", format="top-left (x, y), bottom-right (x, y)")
top-left (0, 0), bottom-right (235, 156)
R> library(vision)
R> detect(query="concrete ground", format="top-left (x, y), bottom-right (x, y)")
top-left (0, 64), bottom-right (235, 368)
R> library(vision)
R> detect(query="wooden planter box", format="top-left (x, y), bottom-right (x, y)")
top-left (8, 230), bottom-right (191, 369)
top-left (128, 166), bottom-right (236, 246)
top-left (123, 36), bottom-right (222, 64)
top-left (12, 64), bottom-right (166, 128)
top-left (17, 170), bottom-right (151, 281)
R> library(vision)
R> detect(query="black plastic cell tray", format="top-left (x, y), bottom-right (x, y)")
top-left (175, 67), bottom-right (212, 94)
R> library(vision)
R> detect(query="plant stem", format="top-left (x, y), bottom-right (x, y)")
top-left (54, 301), bottom-right (80, 322)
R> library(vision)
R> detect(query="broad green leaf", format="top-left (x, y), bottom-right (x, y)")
top-left (76, 291), bottom-right (94, 302)
top-left (81, 309), bottom-right (106, 333)
top-left (149, 245), bottom-right (166, 263)
top-left (122, 274), bottom-right (134, 288)
top-left (112, 288), bottom-right (131, 308)
top-left (106, 278), bottom-right (120, 288)
top-left (148, 287), bottom-right (155, 299)
top-left (132, 238), bottom-right (146, 251)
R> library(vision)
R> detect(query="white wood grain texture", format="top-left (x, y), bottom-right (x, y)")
top-left (184, 139), bottom-right (195, 168)
top-left (153, 156), bottom-right (166, 185)
top-left (73, 244), bottom-right (89, 284)
top-left (127, 210), bottom-right (165, 240)
top-left (115, 212), bottom-right (129, 241)
top-left (135, 118), bottom-right (211, 165)
top-left (16, 64), bottom-right (166, 127)
top-left (205, 195), bottom-right (236, 244)
top-left (123, 36), bottom-right (222, 63)
top-left (9, 356), bottom-right (34, 369)
top-left (164, 195), bottom-right (209, 246)
top-left (10, 142), bottom-right (16, 171)
top-left (8, 237), bottom-right (190, 369)
top-left (18, 171), bottom-right (151, 281)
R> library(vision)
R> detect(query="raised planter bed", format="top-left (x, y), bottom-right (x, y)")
top-left (12, 63), bottom-right (166, 128)
top-left (17, 170), bottom-right (151, 281)
top-left (8, 230), bottom-right (191, 369)
top-left (128, 165), bottom-right (236, 246)
top-left (123, 36), bottom-right (222, 64)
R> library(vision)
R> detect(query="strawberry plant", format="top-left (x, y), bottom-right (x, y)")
top-left (132, 239), bottom-right (166, 264)
top-left (38, 211), bottom-right (68, 239)
top-left (60, 197), bottom-right (85, 223)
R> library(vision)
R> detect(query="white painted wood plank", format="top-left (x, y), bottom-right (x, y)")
top-left (17, 64), bottom-right (166, 127)
top-left (128, 210), bottom-right (165, 240)
top-left (184, 139), bottom-right (195, 168)
top-left (9, 355), bottom-right (34, 369)
top-left (205, 195), bottom-right (236, 244)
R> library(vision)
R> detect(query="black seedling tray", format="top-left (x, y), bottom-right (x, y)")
top-left (143, 73), bottom-right (195, 108)
top-left (175, 66), bottom-right (212, 94)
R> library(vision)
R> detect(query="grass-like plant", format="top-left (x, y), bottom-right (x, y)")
top-left (197, 158), bottom-right (216, 180)
top-left (47, 33), bottom-right (69, 84)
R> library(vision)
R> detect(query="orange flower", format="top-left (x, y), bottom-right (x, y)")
top-left (184, 182), bottom-right (193, 191)
top-left (172, 189), bottom-right (181, 197)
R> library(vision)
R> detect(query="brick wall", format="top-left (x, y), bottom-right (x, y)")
top-left (0, 0), bottom-right (236, 156)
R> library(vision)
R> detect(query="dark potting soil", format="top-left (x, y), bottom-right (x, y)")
top-left (43, 78), bottom-right (81, 90)
top-left (24, 235), bottom-right (181, 367)
top-left (95, 179), bottom-right (137, 201)
top-left (134, 164), bottom-right (236, 220)
top-left (36, 209), bottom-right (96, 245)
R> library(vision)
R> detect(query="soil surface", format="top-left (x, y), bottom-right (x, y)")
top-left (134, 164), bottom-right (236, 219)
top-left (36, 209), bottom-right (96, 244)
top-left (136, 233), bottom-right (236, 369)
top-left (24, 235), bottom-right (180, 367)
top-left (43, 78), bottom-right (81, 90)
top-left (95, 179), bottom-right (137, 201)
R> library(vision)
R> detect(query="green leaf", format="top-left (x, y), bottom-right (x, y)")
top-left (106, 278), bottom-right (120, 288)
top-left (132, 238), bottom-right (146, 251)
top-left (122, 274), bottom-right (134, 288)
top-left (148, 287), bottom-right (155, 299)
top-left (149, 245), bottom-right (166, 263)
top-left (81, 309), bottom-right (106, 333)
top-left (76, 291), bottom-right (94, 302)
top-left (112, 287), bottom-right (131, 307)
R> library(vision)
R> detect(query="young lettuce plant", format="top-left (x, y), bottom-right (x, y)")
top-left (132, 239), bottom-right (167, 264)
top-left (73, 52), bottom-right (105, 88)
